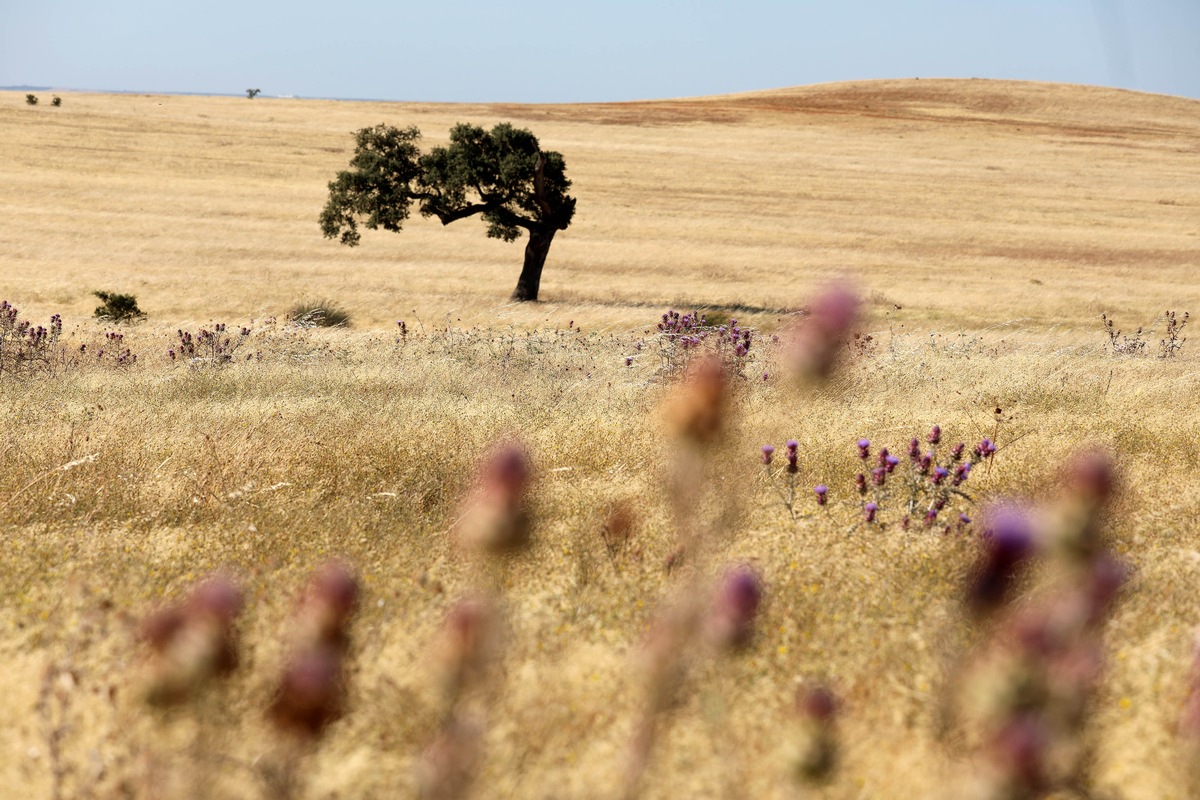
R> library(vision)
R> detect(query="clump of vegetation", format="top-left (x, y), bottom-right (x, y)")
top-left (0, 300), bottom-right (62, 374)
top-left (93, 291), bottom-right (146, 323)
top-left (25, 93), bottom-right (38, 106)
top-left (51, 96), bottom-right (62, 107)
top-left (287, 299), bottom-right (350, 328)
top-left (2, 300), bottom-right (136, 375)
top-left (761, 422), bottom-right (1001, 529)
top-left (1160, 310), bottom-right (1189, 358)
top-left (246, 88), bottom-right (261, 99)
top-left (1101, 310), bottom-right (1189, 357)
top-left (626, 308), bottom-right (757, 379)
top-left (168, 323), bottom-right (252, 367)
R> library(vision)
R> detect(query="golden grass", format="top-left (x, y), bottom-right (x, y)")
top-left (1, 79), bottom-right (1199, 799)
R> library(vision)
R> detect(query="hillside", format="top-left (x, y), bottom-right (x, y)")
top-left (1, 79), bottom-right (1196, 330)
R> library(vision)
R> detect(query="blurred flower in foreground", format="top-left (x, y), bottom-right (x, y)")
top-left (269, 562), bottom-right (360, 739)
top-left (705, 564), bottom-right (763, 652)
top-left (418, 713), bottom-right (484, 800)
top-left (142, 574), bottom-right (243, 706)
top-left (967, 503), bottom-right (1038, 618)
top-left (456, 442), bottom-right (532, 554)
top-left (433, 595), bottom-right (499, 707)
top-left (785, 685), bottom-right (840, 786)
top-left (664, 356), bottom-right (727, 445)
top-left (787, 284), bottom-right (860, 382)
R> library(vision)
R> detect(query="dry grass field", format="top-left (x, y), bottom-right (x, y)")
top-left (1, 79), bottom-right (1199, 799)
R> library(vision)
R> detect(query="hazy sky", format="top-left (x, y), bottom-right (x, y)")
top-left (3, 0), bottom-right (1198, 103)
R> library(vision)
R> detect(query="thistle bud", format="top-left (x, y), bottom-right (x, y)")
top-left (787, 685), bottom-right (839, 785)
top-left (664, 357), bottom-right (726, 444)
top-left (788, 284), bottom-right (860, 381)
top-left (435, 596), bottom-right (498, 703)
top-left (967, 504), bottom-right (1036, 616)
top-left (456, 443), bottom-right (532, 553)
top-left (706, 565), bottom-right (763, 652)
top-left (141, 574), bottom-right (243, 706)
top-left (268, 647), bottom-right (344, 738)
top-left (294, 561), bottom-right (360, 652)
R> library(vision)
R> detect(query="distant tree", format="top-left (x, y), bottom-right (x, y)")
top-left (93, 291), bottom-right (146, 323)
top-left (319, 123), bottom-right (576, 302)
top-left (50, 96), bottom-right (62, 107)
top-left (246, 88), bottom-right (261, 99)
top-left (25, 94), bottom-right (38, 106)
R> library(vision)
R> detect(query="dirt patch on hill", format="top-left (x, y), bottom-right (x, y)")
top-left (486, 79), bottom-right (1200, 142)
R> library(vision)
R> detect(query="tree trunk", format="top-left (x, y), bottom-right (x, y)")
top-left (511, 226), bottom-right (556, 301)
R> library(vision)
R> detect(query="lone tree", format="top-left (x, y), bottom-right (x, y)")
top-left (319, 122), bottom-right (576, 301)
top-left (246, 88), bottom-right (261, 99)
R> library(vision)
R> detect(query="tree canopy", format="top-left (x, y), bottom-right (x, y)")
top-left (320, 122), bottom-right (576, 301)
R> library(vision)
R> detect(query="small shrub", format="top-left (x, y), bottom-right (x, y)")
top-left (25, 94), bottom-right (38, 106)
top-left (1102, 310), bottom-right (1189, 357)
top-left (51, 96), bottom-right (62, 107)
top-left (287, 299), bottom-right (351, 328)
top-left (246, 88), bottom-right (261, 99)
top-left (1101, 313), bottom-right (1146, 355)
top-left (93, 291), bottom-right (146, 323)
top-left (169, 323), bottom-right (252, 367)
top-left (1160, 310), bottom-right (1189, 358)
top-left (0, 301), bottom-right (62, 374)
top-left (628, 308), bottom-right (755, 378)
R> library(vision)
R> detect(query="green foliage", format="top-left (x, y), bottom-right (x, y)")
top-left (93, 291), bottom-right (146, 323)
top-left (25, 94), bottom-right (38, 106)
top-left (51, 96), bottom-right (62, 107)
top-left (319, 122), bottom-right (576, 247)
top-left (288, 299), bottom-right (351, 328)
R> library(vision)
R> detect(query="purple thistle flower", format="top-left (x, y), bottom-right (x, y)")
top-left (950, 442), bottom-right (965, 461)
top-left (871, 467), bottom-right (887, 486)
top-left (762, 371), bottom-right (769, 382)
top-left (959, 513), bottom-right (971, 525)
top-left (814, 485), bottom-right (828, 506)
top-left (876, 447), bottom-right (890, 468)
top-left (864, 502), bottom-right (877, 523)
top-left (625, 357), bottom-right (633, 367)
top-left (855, 473), bottom-right (867, 494)
top-left (977, 438), bottom-right (997, 459)
top-left (761, 445), bottom-right (775, 465)
top-left (953, 463), bottom-right (972, 486)
top-left (857, 439), bottom-right (871, 459)
top-left (924, 509), bottom-right (939, 526)
top-left (908, 437), bottom-right (921, 461)
top-left (918, 454), bottom-right (933, 475)
top-left (931, 466), bottom-right (949, 485)
top-left (884, 455), bottom-right (900, 473)
top-left (786, 440), bottom-right (799, 474)
top-left (927, 425), bottom-right (941, 445)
